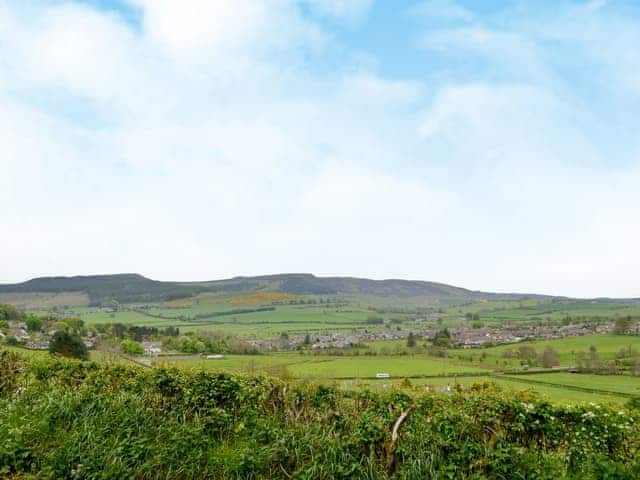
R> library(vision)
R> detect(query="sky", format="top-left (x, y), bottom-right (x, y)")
top-left (1, 0), bottom-right (639, 297)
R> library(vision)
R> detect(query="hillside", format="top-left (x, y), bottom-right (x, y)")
top-left (0, 272), bottom-right (555, 306)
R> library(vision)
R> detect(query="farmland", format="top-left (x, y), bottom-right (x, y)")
top-left (3, 275), bottom-right (640, 407)
top-left (4, 279), bottom-right (640, 478)
top-left (56, 292), bottom-right (640, 339)
top-left (161, 353), bottom-right (489, 378)
top-left (147, 332), bottom-right (640, 405)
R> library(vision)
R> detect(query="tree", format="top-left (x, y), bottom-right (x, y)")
top-left (432, 329), bottom-right (452, 348)
top-left (518, 345), bottom-right (537, 360)
top-left (121, 339), bottom-right (144, 355)
top-left (614, 316), bottom-right (633, 335)
top-left (406, 332), bottom-right (417, 348)
top-left (25, 317), bottom-right (43, 332)
top-left (540, 347), bottom-right (559, 368)
top-left (113, 323), bottom-right (126, 339)
top-left (587, 344), bottom-right (601, 369)
top-left (60, 317), bottom-right (85, 334)
top-left (0, 304), bottom-right (22, 321)
top-left (49, 331), bottom-right (88, 360)
top-left (303, 334), bottom-right (311, 345)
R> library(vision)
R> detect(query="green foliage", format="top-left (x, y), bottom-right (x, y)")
top-left (60, 317), bottom-right (85, 334)
top-left (541, 346), bottom-right (560, 368)
top-left (0, 351), bottom-right (24, 396)
top-left (0, 304), bottom-right (22, 321)
top-left (626, 396), bottom-right (640, 410)
top-left (121, 339), bottom-right (144, 355)
top-left (48, 331), bottom-right (88, 360)
top-left (25, 316), bottom-right (43, 332)
top-left (1, 352), bottom-right (639, 479)
top-left (615, 316), bottom-right (633, 335)
top-left (366, 316), bottom-right (384, 325)
top-left (432, 328), bottom-right (452, 348)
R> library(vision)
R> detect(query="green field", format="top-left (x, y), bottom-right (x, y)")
top-left (7, 290), bottom-right (640, 406)
top-left (59, 291), bottom-right (640, 341)
top-left (471, 334), bottom-right (640, 366)
top-left (502, 372), bottom-right (640, 396)
top-left (74, 297), bottom-right (380, 337)
top-left (157, 352), bottom-right (488, 378)
top-left (411, 376), bottom-right (629, 404)
top-left (445, 299), bottom-right (640, 324)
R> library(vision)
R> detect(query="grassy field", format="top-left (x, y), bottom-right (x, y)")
top-left (74, 297), bottom-right (381, 337)
top-left (8, 292), bottom-right (640, 407)
top-left (54, 291), bottom-right (640, 340)
top-left (3, 341), bottom-right (638, 405)
top-left (158, 352), bottom-right (488, 378)
top-left (502, 372), bottom-right (640, 396)
top-left (443, 299), bottom-right (640, 323)
top-left (467, 334), bottom-right (640, 367)
top-left (410, 376), bottom-right (629, 404)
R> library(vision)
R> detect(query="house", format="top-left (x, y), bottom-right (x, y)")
top-left (26, 340), bottom-right (50, 350)
top-left (141, 341), bottom-right (162, 355)
top-left (10, 328), bottom-right (30, 341)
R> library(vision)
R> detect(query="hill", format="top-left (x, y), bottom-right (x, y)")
top-left (0, 272), bottom-right (556, 306)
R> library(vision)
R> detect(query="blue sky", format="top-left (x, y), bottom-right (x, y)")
top-left (1, 0), bottom-right (639, 297)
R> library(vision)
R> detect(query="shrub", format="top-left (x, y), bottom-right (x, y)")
top-left (121, 339), bottom-right (144, 355)
top-left (1, 350), bottom-right (639, 479)
top-left (49, 331), bottom-right (88, 360)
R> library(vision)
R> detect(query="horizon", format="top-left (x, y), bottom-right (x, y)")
top-left (2, 0), bottom-right (640, 297)
top-left (2, 271), bottom-right (638, 300)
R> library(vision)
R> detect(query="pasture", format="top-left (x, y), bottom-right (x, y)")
top-left (8, 291), bottom-right (640, 406)
top-left (471, 334), bottom-right (640, 366)
top-left (74, 294), bottom-right (380, 337)
top-left (156, 352), bottom-right (489, 378)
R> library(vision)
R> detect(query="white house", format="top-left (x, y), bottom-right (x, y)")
top-left (141, 341), bottom-right (162, 355)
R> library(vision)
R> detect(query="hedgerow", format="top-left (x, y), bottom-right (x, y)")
top-left (1, 350), bottom-right (639, 479)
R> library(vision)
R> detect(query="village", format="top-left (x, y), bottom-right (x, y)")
top-left (0, 320), bottom-right (96, 351)
top-left (245, 321), bottom-right (621, 352)
top-left (2, 313), bottom-right (633, 359)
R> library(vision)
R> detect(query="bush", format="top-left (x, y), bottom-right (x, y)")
top-left (1, 351), bottom-right (639, 479)
top-left (49, 331), bottom-right (88, 360)
top-left (121, 339), bottom-right (144, 355)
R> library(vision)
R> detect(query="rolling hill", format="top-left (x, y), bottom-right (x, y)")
top-left (0, 273), bottom-right (560, 306)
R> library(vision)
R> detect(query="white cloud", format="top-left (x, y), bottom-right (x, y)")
top-left (128, 0), bottom-right (325, 59)
top-left (1, 0), bottom-right (640, 298)
top-left (304, 0), bottom-right (373, 20)
top-left (338, 73), bottom-right (423, 106)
